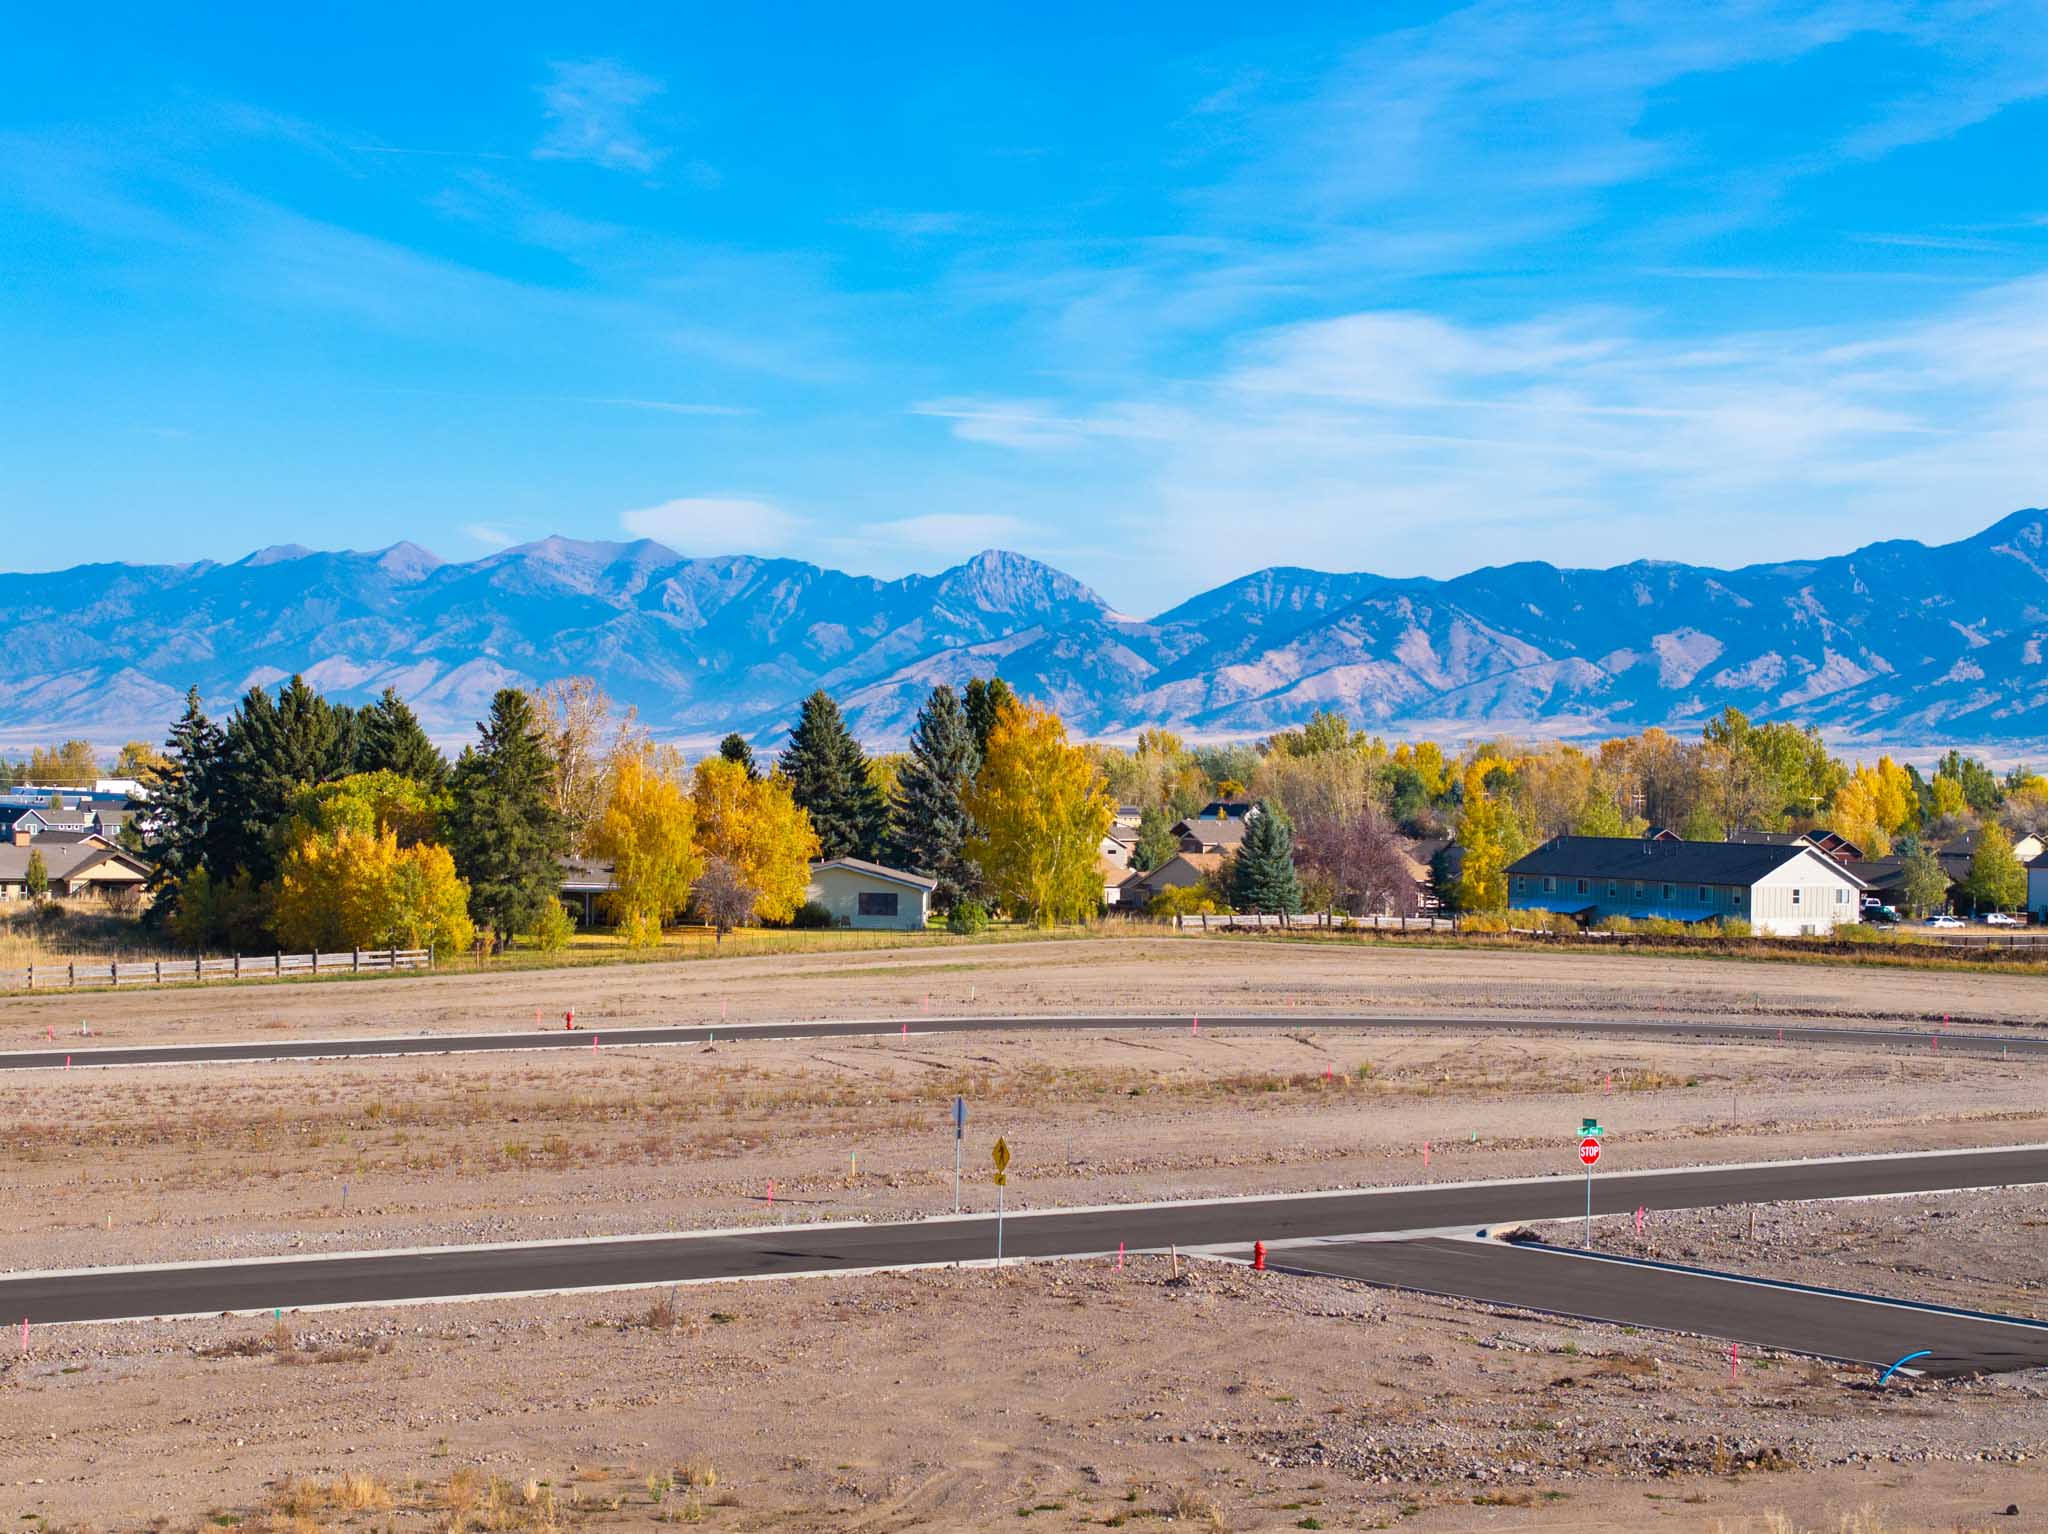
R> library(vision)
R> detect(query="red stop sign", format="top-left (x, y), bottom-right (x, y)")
top-left (1579, 1136), bottom-right (1602, 1167)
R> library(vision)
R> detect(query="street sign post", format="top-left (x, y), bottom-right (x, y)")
top-left (991, 1137), bottom-right (1011, 1265)
top-left (952, 1096), bottom-right (967, 1213)
top-left (1579, 1119), bottom-right (1605, 1247)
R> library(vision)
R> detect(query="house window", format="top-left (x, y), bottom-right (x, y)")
top-left (1661, 883), bottom-right (1674, 900)
top-left (1791, 888), bottom-right (1802, 907)
top-left (1542, 876), bottom-right (1557, 893)
top-left (857, 891), bottom-right (900, 917)
top-left (1698, 885), bottom-right (1710, 902)
top-left (1513, 876), bottom-right (1525, 893)
top-left (1835, 887), bottom-right (1849, 905)
top-left (1633, 881), bottom-right (1644, 900)
top-left (1607, 881), bottom-right (1617, 898)
top-left (1576, 878), bottom-right (1590, 895)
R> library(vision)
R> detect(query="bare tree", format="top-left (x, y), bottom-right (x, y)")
top-left (1294, 802), bottom-right (1420, 918)
top-left (531, 678), bottom-right (642, 853)
top-left (694, 856), bottom-right (757, 946)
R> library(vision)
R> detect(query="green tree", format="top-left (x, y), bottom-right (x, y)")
top-left (1963, 821), bottom-right (2026, 912)
top-left (887, 685), bottom-right (980, 908)
top-left (780, 691), bottom-right (885, 861)
top-left (1131, 806), bottom-right (1179, 872)
top-left (1677, 801), bottom-right (1725, 841)
top-left (141, 687), bottom-right (226, 930)
top-left (1935, 750), bottom-right (2002, 815)
top-left (354, 688), bottom-right (446, 787)
top-left (1230, 801), bottom-right (1303, 914)
top-left (217, 675), bottom-right (345, 884)
top-left (1899, 844), bottom-right (1951, 917)
top-left (445, 689), bottom-right (569, 948)
top-left (23, 848), bottom-right (49, 904)
top-left (962, 676), bottom-right (1016, 760)
top-left (717, 733), bottom-right (761, 780)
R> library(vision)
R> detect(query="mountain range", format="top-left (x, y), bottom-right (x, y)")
top-left (4, 510), bottom-right (2046, 749)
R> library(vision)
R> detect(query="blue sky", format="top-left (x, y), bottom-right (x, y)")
top-left (4, 2), bottom-right (2046, 613)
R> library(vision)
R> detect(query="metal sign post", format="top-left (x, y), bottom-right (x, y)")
top-left (991, 1136), bottom-right (1011, 1265)
top-left (1579, 1118), bottom-right (1605, 1247)
top-left (952, 1096), bottom-right (967, 1213)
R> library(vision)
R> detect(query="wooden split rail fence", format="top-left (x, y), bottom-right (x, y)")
top-left (0, 947), bottom-right (432, 992)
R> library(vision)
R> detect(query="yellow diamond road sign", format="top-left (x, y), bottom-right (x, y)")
top-left (991, 1136), bottom-right (1011, 1184)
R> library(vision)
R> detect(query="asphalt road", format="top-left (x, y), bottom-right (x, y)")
top-left (7, 1145), bottom-right (2043, 1327)
top-left (1268, 1238), bottom-right (2048, 1377)
top-left (2, 1011), bottom-right (2041, 1071)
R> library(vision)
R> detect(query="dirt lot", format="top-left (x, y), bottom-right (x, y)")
top-left (5, 1250), bottom-right (2044, 1533)
top-left (5, 935), bottom-right (2048, 1052)
top-left (2, 942), bottom-right (2045, 1532)
top-left (0, 1025), bottom-right (2042, 1272)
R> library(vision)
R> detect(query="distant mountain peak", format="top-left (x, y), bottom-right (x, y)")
top-left (4, 511), bottom-right (2047, 748)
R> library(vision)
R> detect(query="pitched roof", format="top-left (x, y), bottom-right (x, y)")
top-left (0, 842), bottom-right (151, 882)
top-left (809, 857), bottom-right (939, 892)
top-left (1174, 817), bottom-right (1249, 847)
top-left (1508, 835), bottom-right (1866, 888)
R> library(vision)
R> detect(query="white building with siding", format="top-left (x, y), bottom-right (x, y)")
top-left (806, 858), bottom-right (936, 931)
top-left (1507, 835), bottom-right (1866, 936)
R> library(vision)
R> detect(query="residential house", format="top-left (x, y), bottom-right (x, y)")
top-left (2027, 853), bottom-right (2048, 923)
top-left (1173, 816), bottom-right (1250, 855)
top-left (0, 839), bottom-right (152, 902)
top-left (1099, 827), bottom-right (1138, 869)
top-left (1727, 827), bottom-right (1866, 863)
top-left (0, 804), bottom-right (97, 838)
top-left (558, 856), bottom-right (617, 926)
top-left (1507, 835), bottom-right (1866, 936)
top-left (1118, 851), bottom-right (1224, 910)
top-left (806, 858), bottom-right (936, 930)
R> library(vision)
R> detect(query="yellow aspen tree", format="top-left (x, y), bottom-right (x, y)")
top-left (690, 757), bottom-right (821, 923)
top-left (963, 700), bottom-right (1115, 927)
top-left (590, 742), bottom-right (701, 946)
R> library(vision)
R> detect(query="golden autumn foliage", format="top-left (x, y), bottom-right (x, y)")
top-left (963, 700), bottom-right (1115, 926)
top-left (589, 743), bottom-right (701, 946)
top-left (690, 757), bottom-right (821, 924)
top-left (274, 827), bottom-right (474, 954)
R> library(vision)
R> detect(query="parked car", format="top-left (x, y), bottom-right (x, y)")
top-left (1863, 904), bottom-right (1900, 924)
top-left (1984, 911), bottom-right (2022, 927)
top-left (1924, 913), bottom-right (1965, 928)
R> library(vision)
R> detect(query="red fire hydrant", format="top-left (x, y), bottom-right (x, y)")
top-left (1252, 1240), bottom-right (1267, 1271)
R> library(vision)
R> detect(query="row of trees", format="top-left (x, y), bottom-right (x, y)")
top-left (131, 670), bottom-right (1121, 953)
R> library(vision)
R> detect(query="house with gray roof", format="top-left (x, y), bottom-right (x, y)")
top-left (1508, 835), bottom-right (1865, 936)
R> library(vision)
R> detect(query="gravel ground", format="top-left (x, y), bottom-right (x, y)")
top-left (4, 1259), bottom-right (2043, 1532)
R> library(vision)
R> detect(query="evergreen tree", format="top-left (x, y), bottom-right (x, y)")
top-left (1230, 801), bottom-right (1302, 914)
top-left (888, 685), bottom-right (979, 908)
top-left (142, 687), bottom-right (225, 922)
top-left (780, 691), bottom-right (885, 861)
top-left (217, 676), bottom-right (344, 883)
top-left (24, 849), bottom-right (48, 904)
top-left (355, 688), bottom-right (447, 786)
top-left (1131, 806), bottom-right (1179, 872)
top-left (718, 733), bottom-right (761, 780)
top-left (445, 688), bottom-right (568, 946)
top-left (963, 676), bottom-right (1016, 760)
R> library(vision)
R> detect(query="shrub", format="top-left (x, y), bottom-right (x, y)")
top-left (946, 899), bottom-right (990, 935)
top-left (1713, 916), bottom-right (1753, 938)
top-left (1457, 912), bottom-right (1509, 933)
top-left (789, 899), bottom-right (833, 929)
top-left (1145, 885), bottom-right (1219, 919)
top-left (529, 900), bottom-right (576, 953)
top-left (1635, 917), bottom-right (1688, 937)
top-left (1596, 915), bottom-right (1634, 934)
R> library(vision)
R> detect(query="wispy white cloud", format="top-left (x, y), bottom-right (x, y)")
top-left (462, 522), bottom-right (517, 550)
top-left (619, 496), bottom-right (803, 556)
top-left (533, 59), bottom-right (668, 173)
top-left (922, 274), bottom-right (2048, 587)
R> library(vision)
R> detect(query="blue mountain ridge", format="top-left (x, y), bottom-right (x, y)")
top-left (1, 512), bottom-right (2043, 747)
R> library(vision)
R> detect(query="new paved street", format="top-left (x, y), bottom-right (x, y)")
top-left (1268, 1238), bottom-right (2048, 1377)
top-left (1, 1011), bottom-right (2040, 1071)
top-left (6, 1145), bottom-right (2043, 1328)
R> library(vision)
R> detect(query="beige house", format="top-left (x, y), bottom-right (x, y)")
top-left (1118, 851), bottom-right (1224, 910)
top-left (0, 839), bottom-right (152, 902)
top-left (806, 858), bottom-right (936, 930)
